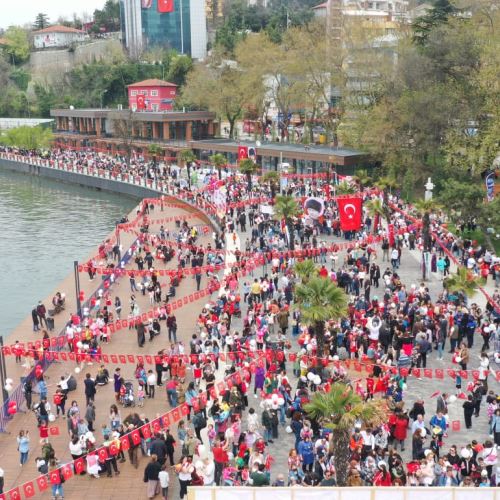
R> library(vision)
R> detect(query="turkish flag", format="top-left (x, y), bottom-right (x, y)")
top-left (130, 429), bottom-right (142, 445)
top-left (120, 435), bottom-right (130, 451)
top-left (451, 420), bottom-right (461, 432)
top-left (337, 196), bottom-right (363, 232)
top-left (109, 441), bottom-right (119, 456)
top-left (171, 408), bottom-right (181, 423)
top-left (137, 95), bottom-right (146, 110)
top-left (74, 457), bottom-right (86, 474)
top-left (237, 146), bottom-right (248, 161)
top-left (98, 447), bottom-right (108, 462)
top-left (141, 424), bottom-right (152, 439)
top-left (8, 488), bottom-right (21, 500)
top-left (61, 464), bottom-right (73, 480)
top-left (23, 482), bottom-right (36, 498)
top-left (49, 426), bottom-right (60, 436)
top-left (158, 0), bottom-right (174, 12)
top-left (49, 470), bottom-right (61, 485)
top-left (36, 475), bottom-right (49, 491)
top-left (151, 419), bottom-right (162, 433)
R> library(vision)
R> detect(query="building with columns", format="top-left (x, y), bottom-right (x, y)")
top-left (50, 108), bottom-right (218, 157)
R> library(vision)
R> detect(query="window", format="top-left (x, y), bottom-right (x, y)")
top-left (151, 90), bottom-right (158, 97)
top-left (131, 90), bottom-right (137, 96)
top-left (141, 90), bottom-right (148, 96)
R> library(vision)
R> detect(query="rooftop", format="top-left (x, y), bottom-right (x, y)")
top-left (127, 79), bottom-right (178, 88)
top-left (192, 138), bottom-right (366, 158)
top-left (33, 24), bottom-right (85, 34)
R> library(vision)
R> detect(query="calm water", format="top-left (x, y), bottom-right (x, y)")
top-left (0, 168), bottom-right (138, 336)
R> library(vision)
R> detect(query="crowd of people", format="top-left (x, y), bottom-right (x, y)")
top-left (1, 146), bottom-right (500, 499)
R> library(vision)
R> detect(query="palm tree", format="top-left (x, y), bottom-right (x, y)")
top-left (365, 198), bottom-right (389, 232)
top-left (148, 144), bottom-right (162, 167)
top-left (336, 180), bottom-right (356, 195)
top-left (209, 153), bottom-right (227, 180)
top-left (444, 267), bottom-right (486, 298)
top-left (262, 170), bottom-right (280, 199)
top-left (239, 158), bottom-right (258, 190)
top-left (352, 169), bottom-right (372, 192)
top-left (177, 149), bottom-right (196, 189)
top-left (293, 276), bottom-right (348, 356)
top-left (274, 195), bottom-right (300, 250)
top-left (305, 383), bottom-right (388, 486)
top-left (413, 198), bottom-right (443, 216)
top-left (294, 259), bottom-right (318, 283)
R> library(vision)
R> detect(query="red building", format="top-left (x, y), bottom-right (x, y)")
top-left (127, 79), bottom-right (177, 112)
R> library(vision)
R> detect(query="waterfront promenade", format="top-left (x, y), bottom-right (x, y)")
top-left (0, 182), bottom-right (215, 498)
top-left (0, 156), bottom-right (499, 498)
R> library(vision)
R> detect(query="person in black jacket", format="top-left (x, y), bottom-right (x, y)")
top-left (144, 454), bottom-right (162, 499)
top-left (463, 395), bottom-right (475, 429)
top-left (149, 434), bottom-right (168, 466)
top-left (84, 373), bottom-right (96, 406)
top-left (165, 429), bottom-right (176, 466)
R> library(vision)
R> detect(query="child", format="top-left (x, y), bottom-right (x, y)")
top-left (137, 381), bottom-right (145, 407)
top-left (177, 420), bottom-right (187, 447)
top-left (207, 423), bottom-right (216, 449)
top-left (193, 363), bottom-right (202, 387)
top-left (455, 373), bottom-right (462, 396)
top-left (39, 422), bottom-right (48, 441)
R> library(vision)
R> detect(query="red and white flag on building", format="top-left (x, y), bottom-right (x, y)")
top-left (237, 146), bottom-right (248, 161)
top-left (158, 0), bottom-right (174, 13)
top-left (337, 196), bottom-right (363, 232)
top-left (137, 95), bottom-right (146, 110)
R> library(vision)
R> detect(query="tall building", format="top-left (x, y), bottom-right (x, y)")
top-left (120, 0), bottom-right (207, 59)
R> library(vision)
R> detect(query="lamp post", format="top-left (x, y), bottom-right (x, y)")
top-left (74, 260), bottom-right (82, 317)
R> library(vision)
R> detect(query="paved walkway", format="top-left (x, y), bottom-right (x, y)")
top-left (1, 202), bottom-right (498, 498)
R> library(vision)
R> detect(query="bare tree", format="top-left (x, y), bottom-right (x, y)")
top-left (108, 109), bottom-right (140, 165)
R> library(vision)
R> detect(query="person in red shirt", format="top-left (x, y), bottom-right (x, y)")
top-left (373, 461), bottom-right (392, 486)
top-left (212, 440), bottom-right (229, 485)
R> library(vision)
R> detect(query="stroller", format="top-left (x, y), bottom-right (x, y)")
top-left (120, 380), bottom-right (135, 407)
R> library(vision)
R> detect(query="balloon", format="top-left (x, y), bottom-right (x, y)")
top-left (448, 395), bottom-right (457, 403)
top-left (48, 413), bottom-right (56, 422)
top-left (314, 376), bottom-right (321, 385)
top-left (332, 355), bottom-right (339, 362)
top-left (307, 372), bottom-right (315, 381)
top-left (5, 378), bottom-right (13, 385)
top-left (277, 397), bottom-right (285, 406)
top-left (461, 448), bottom-right (471, 459)
top-left (75, 367), bottom-right (81, 374)
top-left (5, 383), bottom-right (13, 392)
top-left (271, 393), bottom-right (278, 402)
top-left (286, 426), bottom-right (293, 434)
top-left (76, 341), bottom-right (83, 349)
top-left (8, 407), bottom-right (16, 415)
top-left (306, 344), bottom-right (313, 351)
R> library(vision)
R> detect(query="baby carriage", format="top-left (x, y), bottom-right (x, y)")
top-left (120, 380), bottom-right (135, 407)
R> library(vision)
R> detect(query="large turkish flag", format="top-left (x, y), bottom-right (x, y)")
top-left (137, 95), bottom-right (146, 110)
top-left (237, 146), bottom-right (248, 161)
top-left (337, 195), bottom-right (363, 232)
top-left (158, 0), bottom-right (174, 13)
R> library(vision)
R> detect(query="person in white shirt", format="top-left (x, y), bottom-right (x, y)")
top-left (158, 465), bottom-right (169, 500)
top-left (147, 370), bottom-right (157, 399)
top-left (411, 414), bottom-right (426, 435)
top-left (201, 457), bottom-right (215, 485)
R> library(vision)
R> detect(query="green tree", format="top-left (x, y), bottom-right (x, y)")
top-left (274, 195), bottom-right (300, 250)
top-left (33, 13), bottom-right (50, 30)
top-left (261, 170), bottom-right (280, 199)
top-left (167, 54), bottom-right (193, 87)
top-left (294, 259), bottom-right (317, 283)
top-left (209, 153), bottom-right (227, 180)
top-left (239, 158), bottom-right (258, 190)
top-left (3, 27), bottom-right (29, 65)
top-left (93, 0), bottom-right (120, 32)
top-left (148, 144), bottom-right (163, 167)
top-left (336, 181), bottom-right (356, 195)
top-left (293, 276), bottom-right (348, 356)
top-left (178, 149), bottom-right (196, 189)
top-left (413, 0), bottom-right (457, 45)
top-left (413, 198), bottom-right (443, 216)
top-left (364, 198), bottom-right (388, 233)
top-left (438, 179), bottom-right (485, 223)
top-left (304, 383), bottom-right (387, 486)
top-left (444, 267), bottom-right (486, 298)
top-left (2, 125), bottom-right (53, 150)
top-left (352, 169), bottom-right (372, 192)
top-left (182, 59), bottom-right (246, 139)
